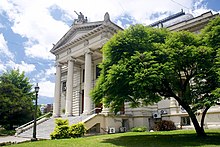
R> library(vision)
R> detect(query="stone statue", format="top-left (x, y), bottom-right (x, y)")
top-left (74, 11), bottom-right (88, 24)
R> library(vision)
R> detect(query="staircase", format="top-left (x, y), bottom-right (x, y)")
top-left (16, 115), bottom-right (92, 139)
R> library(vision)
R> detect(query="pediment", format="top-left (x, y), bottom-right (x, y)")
top-left (63, 29), bottom-right (90, 45)
top-left (51, 12), bottom-right (123, 54)
top-left (51, 22), bottom-right (103, 52)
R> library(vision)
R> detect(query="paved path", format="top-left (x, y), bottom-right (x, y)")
top-left (0, 136), bottom-right (31, 144)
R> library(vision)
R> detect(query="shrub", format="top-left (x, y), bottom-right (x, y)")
top-left (154, 120), bottom-right (176, 131)
top-left (50, 119), bottom-right (87, 139)
top-left (50, 119), bottom-right (70, 139)
top-left (69, 122), bottom-right (87, 138)
top-left (50, 125), bottom-right (70, 139)
top-left (131, 126), bottom-right (147, 132)
top-left (0, 128), bottom-right (15, 136)
top-left (55, 119), bottom-right (69, 126)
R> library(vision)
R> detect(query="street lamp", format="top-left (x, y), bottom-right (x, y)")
top-left (32, 83), bottom-right (39, 141)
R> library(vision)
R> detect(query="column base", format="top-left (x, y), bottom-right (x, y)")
top-left (65, 113), bottom-right (73, 117)
top-left (53, 114), bottom-right (61, 118)
top-left (83, 110), bottom-right (92, 115)
top-left (31, 138), bottom-right (38, 141)
top-left (101, 108), bottom-right (113, 115)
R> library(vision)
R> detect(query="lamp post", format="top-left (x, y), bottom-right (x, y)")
top-left (32, 83), bottom-right (39, 141)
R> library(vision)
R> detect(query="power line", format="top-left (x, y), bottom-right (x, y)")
top-left (170, 0), bottom-right (190, 10)
top-left (117, 1), bottom-right (125, 13)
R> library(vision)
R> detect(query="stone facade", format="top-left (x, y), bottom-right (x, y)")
top-left (51, 12), bottom-right (122, 117)
top-left (51, 11), bottom-right (220, 132)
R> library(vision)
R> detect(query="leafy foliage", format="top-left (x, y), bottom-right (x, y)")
top-left (91, 17), bottom-right (220, 137)
top-left (50, 119), bottom-right (87, 140)
top-left (69, 122), bottom-right (87, 138)
top-left (131, 126), bottom-right (147, 132)
top-left (50, 119), bottom-right (70, 139)
top-left (91, 25), bottom-right (168, 112)
top-left (154, 120), bottom-right (176, 131)
top-left (0, 69), bottom-right (34, 130)
top-left (0, 128), bottom-right (15, 136)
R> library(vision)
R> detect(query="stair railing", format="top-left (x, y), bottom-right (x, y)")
top-left (88, 107), bottom-right (102, 114)
top-left (15, 112), bottom-right (52, 135)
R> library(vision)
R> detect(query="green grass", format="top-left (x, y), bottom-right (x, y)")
top-left (10, 129), bottom-right (220, 147)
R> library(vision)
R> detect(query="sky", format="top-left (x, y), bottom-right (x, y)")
top-left (0, 0), bottom-right (220, 104)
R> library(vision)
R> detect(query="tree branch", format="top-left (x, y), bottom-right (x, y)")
top-left (201, 106), bottom-right (210, 130)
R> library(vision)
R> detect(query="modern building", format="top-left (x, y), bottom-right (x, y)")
top-left (16, 11), bottom-right (220, 139)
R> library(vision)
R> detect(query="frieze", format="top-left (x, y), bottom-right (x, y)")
top-left (67, 48), bottom-right (71, 54)
top-left (84, 40), bottom-right (89, 46)
top-left (56, 54), bottom-right (59, 60)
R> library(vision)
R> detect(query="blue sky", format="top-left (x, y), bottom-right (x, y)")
top-left (0, 0), bottom-right (220, 104)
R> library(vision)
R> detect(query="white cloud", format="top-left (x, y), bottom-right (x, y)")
top-left (38, 80), bottom-right (55, 98)
top-left (33, 66), bottom-right (55, 82)
top-left (45, 66), bottom-right (56, 76)
top-left (6, 60), bottom-right (36, 73)
top-left (0, 0), bottom-right (69, 60)
top-left (0, 0), bottom-right (218, 101)
top-left (0, 0), bottom-right (214, 60)
top-left (0, 33), bottom-right (14, 59)
top-left (24, 43), bottom-right (55, 60)
top-left (0, 61), bottom-right (6, 71)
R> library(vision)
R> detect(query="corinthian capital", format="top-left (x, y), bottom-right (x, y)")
top-left (55, 62), bottom-right (62, 67)
top-left (67, 56), bottom-right (76, 62)
top-left (85, 48), bottom-right (93, 55)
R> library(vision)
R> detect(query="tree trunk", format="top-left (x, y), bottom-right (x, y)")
top-left (187, 110), bottom-right (206, 137)
top-left (201, 107), bottom-right (210, 131)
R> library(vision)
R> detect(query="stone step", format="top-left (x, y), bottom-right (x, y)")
top-left (18, 115), bottom-right (91, 139)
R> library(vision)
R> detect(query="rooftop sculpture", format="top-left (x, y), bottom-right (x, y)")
top-left (74, 11), bottom-right (88, 24)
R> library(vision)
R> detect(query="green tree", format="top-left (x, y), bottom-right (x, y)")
top-left (91, 21), bottom-right (220, 137)
top-left (92, 25), bottom-right (168, 112)
top-left (0, 69), bottom-right (35, 130)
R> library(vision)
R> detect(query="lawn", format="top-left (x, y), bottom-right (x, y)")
top-left (10, 129), bottom-right (220, 147)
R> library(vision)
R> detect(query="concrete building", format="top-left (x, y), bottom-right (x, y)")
top-left (16, 11), bottom-right (220, 139)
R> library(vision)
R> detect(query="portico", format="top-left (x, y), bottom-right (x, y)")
top-left (51, 12), bottom-right (122, 117)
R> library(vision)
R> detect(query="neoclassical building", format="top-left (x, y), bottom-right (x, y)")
top-left (51, 12), bottom-right (122, 117)
top-left (50, 11), bottom-right (220, 133)
top-left (16, 11), bottom-right (220, 139)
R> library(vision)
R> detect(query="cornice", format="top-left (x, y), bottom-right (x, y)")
top-left (51, 21), bottom-right (122, 55)
top-left (51, 21), bottom-right (103, 53)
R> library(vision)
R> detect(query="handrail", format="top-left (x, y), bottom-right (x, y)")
top-left (16, 112), bottom-right (52, 131)
top-left (88, 107), bottom-right (102, 114)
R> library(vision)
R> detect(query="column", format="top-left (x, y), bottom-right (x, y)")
top-left (170, 97), bottom-right (178, 114)
top-left (83, 49), bottom-right (93, 114)
top-left (65, 57), bottom-right (75, 116)
top-left (53, 63), bottom-right (62, 117)
top-left (101, 104), bottom-right (111, 115)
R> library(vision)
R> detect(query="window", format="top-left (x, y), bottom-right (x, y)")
top-left (62, 81), bottom-right (66, 92)
top-left (96, 65), bottom-right (101, 79)
top-left (82, 69), bottom-right (85, 83)
top-left (181, 117), bottom-right (190, 126)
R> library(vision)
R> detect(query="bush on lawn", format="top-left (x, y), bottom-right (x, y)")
top-left (0, 128), bottom-right (15, 136)
top-left (131, 126), bottom-right (147, 132)
top-left (69, 122), bottom-right (87, 138)
top-left (50, 119), bottom-right (70, 139)
top-left (154, 120), bottom-right (176, 131)
top-left (50, 119), bottom-right (87, 139)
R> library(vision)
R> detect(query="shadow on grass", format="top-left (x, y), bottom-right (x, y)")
top-left (101, 132), bottom-right (220, 147)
